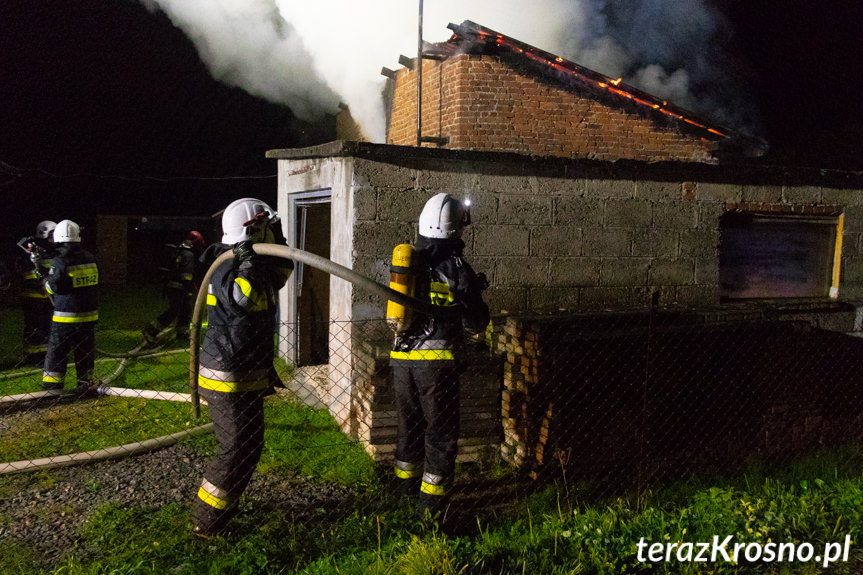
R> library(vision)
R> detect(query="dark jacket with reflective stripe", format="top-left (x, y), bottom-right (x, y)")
top-left (200, 250), bottom-right (291, 389)
top-left (45, 244), bottom-right (99, 322)
top-left (390, 238), bottom-right (489, 366)
top-left (22, 258), bottom-right (52, 299)
top-left (166, 244), bottom-right (196, 293)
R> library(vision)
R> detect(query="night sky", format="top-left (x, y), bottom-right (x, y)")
top-left (1, 0), bottom-right (862, 264)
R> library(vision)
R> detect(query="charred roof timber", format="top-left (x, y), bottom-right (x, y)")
top-left (427, 20), bottom-right (767, 158)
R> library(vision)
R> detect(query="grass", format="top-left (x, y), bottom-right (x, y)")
top-left (2, 456), bottom-right (860, 574)
top-left (2, 285), bottom-right (863, 573)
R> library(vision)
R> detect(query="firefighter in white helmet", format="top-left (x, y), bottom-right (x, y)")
top-left (192, 198), bottom-right (292, 538)
top-left (42, 220), bottom-right (99, 392)
top-left (18, 220), bottom-right (57, 365)
top-left (389, 193), bottom-right (490, 518)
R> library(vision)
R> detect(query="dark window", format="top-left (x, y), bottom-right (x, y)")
top-left (719, 211), bottom-right (841, 300)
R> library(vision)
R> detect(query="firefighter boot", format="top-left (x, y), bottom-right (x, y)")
top-left (141, 323), bottom-right (159, 346)
top-left (417, 492), bottom-right (448, 520)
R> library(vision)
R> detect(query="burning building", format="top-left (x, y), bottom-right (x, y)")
top-left (378, 20), bottom-right (766, 164)
top-left (271, 21), bottom-right (863, 469)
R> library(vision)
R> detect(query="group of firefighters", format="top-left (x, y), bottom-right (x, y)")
top-left (10, 193), bottom-right (489, 537)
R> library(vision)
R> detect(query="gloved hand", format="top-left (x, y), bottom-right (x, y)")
top-left (233, 240), bottom-right (256, 265)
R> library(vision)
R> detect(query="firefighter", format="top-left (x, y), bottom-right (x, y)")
top-left (19, 221), bottom-right (56, 365)
top-left (193, 198), bottom-right (292, 538)
top-left (389, 193), bottom-right (490, 518)
top-left (42, 220), bottom-right (99, 392)
top-left (142, 230), bottom-right (205, 344)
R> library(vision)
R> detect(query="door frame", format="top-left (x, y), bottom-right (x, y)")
top-left (283, 189), bottom-right (332, 365)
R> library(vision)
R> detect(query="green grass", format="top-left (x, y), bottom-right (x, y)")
top-left (0, 396), bottom-right (203, 462)
top-left (2, 286), bottom-right (863, 573)
top-left (4, 460), bottom-right (860, 574)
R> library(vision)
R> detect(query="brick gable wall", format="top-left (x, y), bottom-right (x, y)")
top-left (387, 54), bottom-right (717, 163)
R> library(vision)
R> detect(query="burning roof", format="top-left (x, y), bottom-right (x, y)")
top-left (421, 20), bottom-right (766, 158)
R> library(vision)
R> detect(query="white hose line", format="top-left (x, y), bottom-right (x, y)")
top-left (0, 389), bottom-right (74, 403)
top-left (96, 384), bottom-right (205, 404)
top-left (0, 348), bottom-right (187, 405)
top-left (189, 243), bottom-right (463, 416)
top-left (0, 422), bottom-right (214, 475)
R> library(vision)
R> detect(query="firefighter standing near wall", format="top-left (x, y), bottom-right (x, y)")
top-left (18, 221), bottom-right (57, 365)
top-left (142, 230), bottom-right (205, 344)
top-left (193, 198), bottom-right (292, 538)
top-left (42, 220), bottom-right (99, 392)
top-left (389, 193), bottom-right (490, 518)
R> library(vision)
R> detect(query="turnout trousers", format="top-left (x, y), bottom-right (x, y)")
top-left (145, 289), bottom-right (193, 340)
top-left (193, 387), bottom-right (266, 534)
top-left (392, 363), bottom-right (460, 510)
top-left (42, 322), bottom-right (96, 390)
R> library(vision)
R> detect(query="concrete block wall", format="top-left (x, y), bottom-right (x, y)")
top-left (387, 54), bottom-right (716, 163)
top-left (347, 155), bottom-right (863, 316)
top-left (270, 142), bottom-right (863, 464)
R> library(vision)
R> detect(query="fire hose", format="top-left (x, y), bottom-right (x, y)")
top-left (0, 243), bottom-right (456, 473)
top-left (0, 344), bottom-right (206, 474)
top-left (189, 243), bottom-right (461, 418)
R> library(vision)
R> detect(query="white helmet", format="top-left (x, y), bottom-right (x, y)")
top-left (418, 193), bottom-right (471, 239)
top-left (221, 198), bottom-right (277, 244)
top-left (54, 220), bottom-right (81, 243)
top-left (36, 220), bottom-right (57, 240)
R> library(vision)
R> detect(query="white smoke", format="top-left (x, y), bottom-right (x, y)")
top-left (141, 0), bottom-right (751, 143)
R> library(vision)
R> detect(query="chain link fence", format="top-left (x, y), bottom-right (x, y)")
top-left (2, 297), bottom-right (863, 559)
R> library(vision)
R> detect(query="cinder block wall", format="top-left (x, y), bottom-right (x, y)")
top-left (270, 142), bottom-right (863, 463)
top-left (347, 152), bottom-right (863, 317)
top-left (387, 54), bottom-right (716, 163)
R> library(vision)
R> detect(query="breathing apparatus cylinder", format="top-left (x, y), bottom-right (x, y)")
top-left (386, 243), bottom-right (415, 333)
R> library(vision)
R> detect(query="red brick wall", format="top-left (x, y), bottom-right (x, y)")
top-left (388, 54), bottom-right (717, 163)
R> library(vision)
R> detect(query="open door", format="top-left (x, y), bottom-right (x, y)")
top-left (294, 195), bottom-right (331, 366)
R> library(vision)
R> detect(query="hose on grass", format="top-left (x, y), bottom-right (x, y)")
top-left (0, 422), bottom-right (214, 474)
top-left (189, 243), bottom-right (461, 418)
top-left (0, 348), bottom-right (187, 406)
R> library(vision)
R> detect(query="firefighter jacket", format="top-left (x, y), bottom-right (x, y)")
top-left (198, 249), bottom-right (292, 394)
top-left (390, 237), bottom-right (489, 366)
top-left (20, 239), bottom-right (54, 300)
top-left (44, 244), bottom-right (99, 324)
top-left (165, 243), bottom-right (196, 294)
top-left (197, 242), bottom-right (231, 286)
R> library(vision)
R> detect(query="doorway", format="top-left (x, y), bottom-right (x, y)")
top-left (290, 192), bottom-right (331, 366)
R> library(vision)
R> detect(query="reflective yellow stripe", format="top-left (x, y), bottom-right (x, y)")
top-left (181, 273), bottom-right (193, 281)
top-left (234, 277), bottom-right (266, 310)
top-left (42, 375), bottom-right (62, 383)
top-left (197, 487), bottom-right (229, 510)
top-left (68, 264), bottom-right (98, 288)
top-left (420, 481), bottom-right (446, 496)
top-left (395, 466), bottom-right (421, 479)
top-left (53, 311), bottom-right (98, 323)
top-left (390, 349), bottom-right (454, 361)
top-left (206, 293), bottom-right (217, 306)
top-left (23, 292), bottom-right (48, 299)
top-left (429, 281), bottom-right (454, 305)
top-left (198, 375), bottom-right (269, 393)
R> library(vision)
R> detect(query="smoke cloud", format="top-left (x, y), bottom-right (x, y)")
top-left (141, 0), bottom-right (753, 143)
